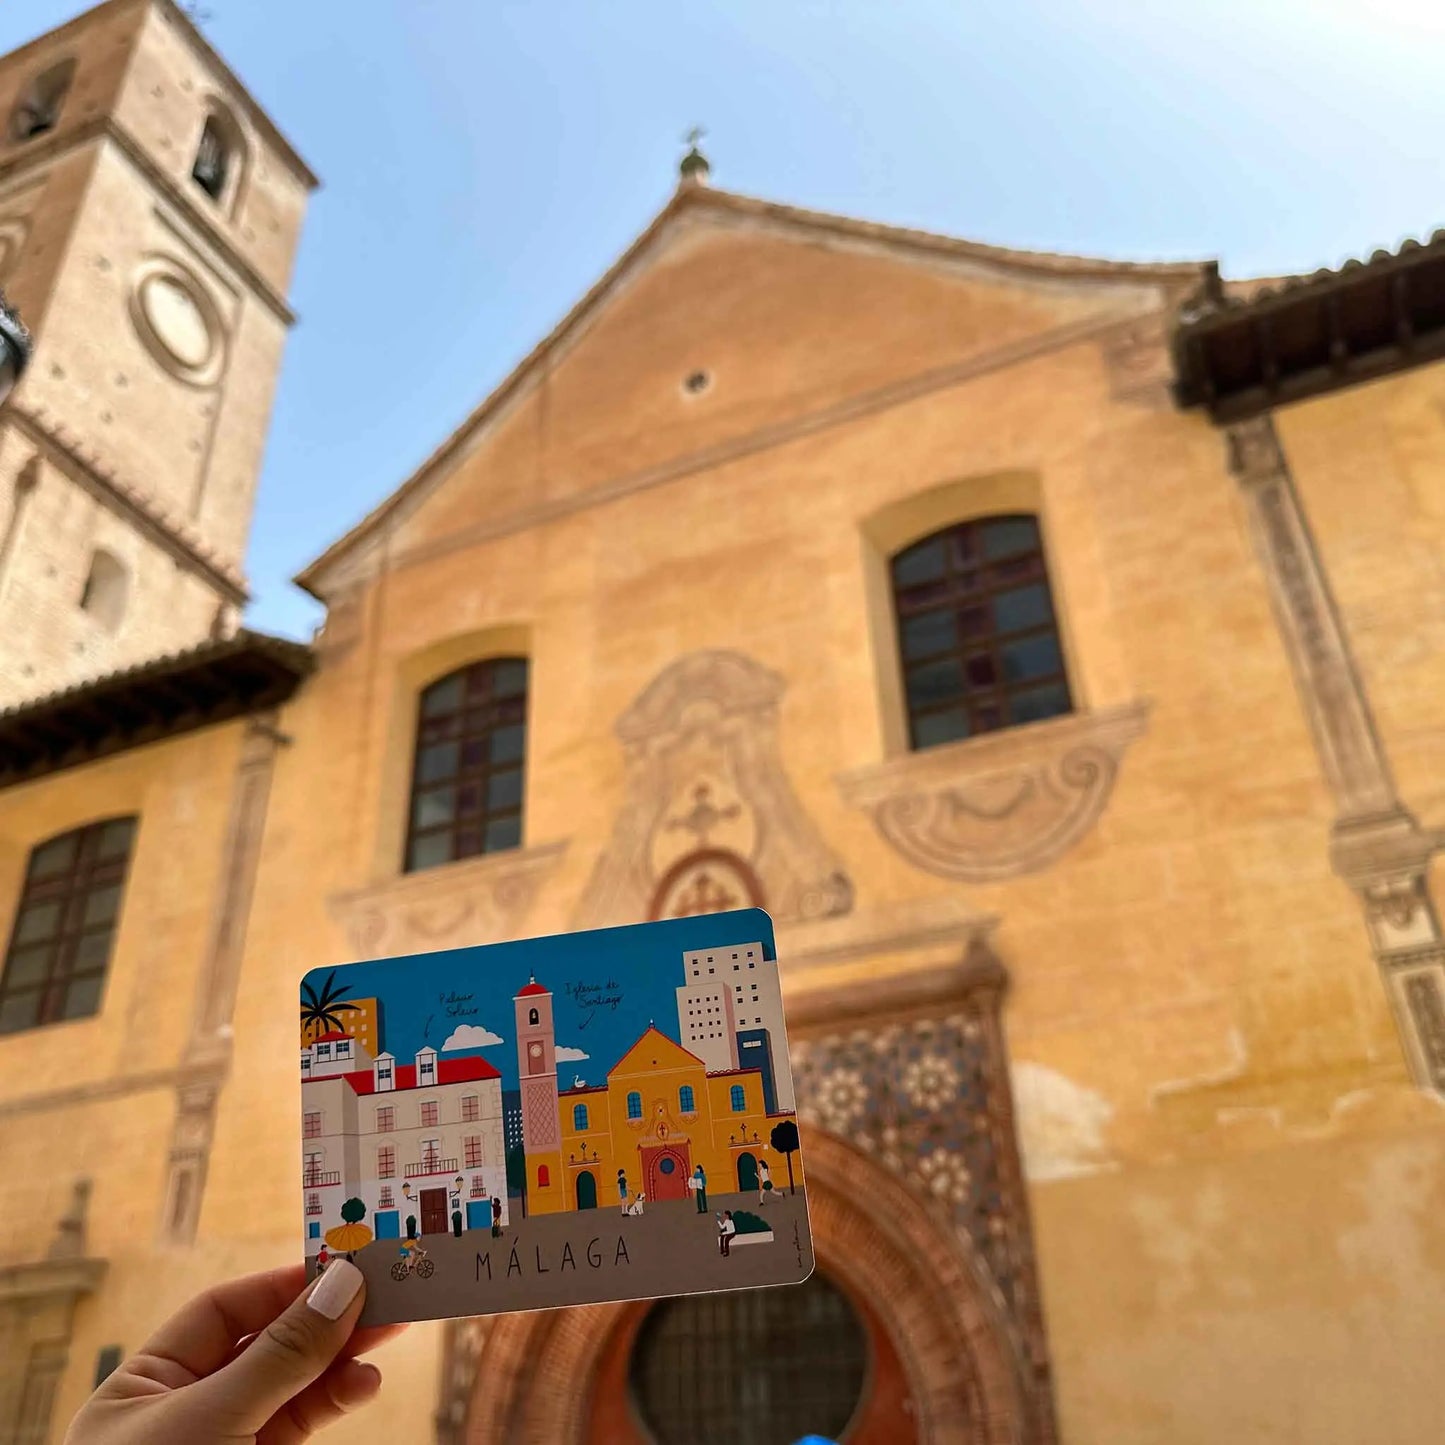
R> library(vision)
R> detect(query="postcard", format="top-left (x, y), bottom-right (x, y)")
top-left (299, 908), bottom-right (814, 1326)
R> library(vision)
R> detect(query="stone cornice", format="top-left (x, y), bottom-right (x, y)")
top-left (8, 403), bottom-right (248, 603)
top-left (0, 1058), bottom-right (225, 1121)
top-left (838, 702), bottom-right (1149, 884)
top-left (786, 935), bottom-right (1006, 1033)
top-left (0, 1255), bottom-right (106, 1305)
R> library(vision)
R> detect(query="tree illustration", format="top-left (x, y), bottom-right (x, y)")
top-left (770, 1120), bottom-right (800, 1195)
top-left (340, 1197), bottom-right (366, 1226)
top-left (300, 971), bottom-right (361, 1037)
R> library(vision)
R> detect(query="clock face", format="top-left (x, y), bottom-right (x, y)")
top-left (529, 1043), bottom-right (542, 1058)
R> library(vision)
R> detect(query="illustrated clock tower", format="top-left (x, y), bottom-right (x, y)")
top-left (514, 976), bottom-right (564, 1214)
top-left (0, 0), bottom-right (317, 707)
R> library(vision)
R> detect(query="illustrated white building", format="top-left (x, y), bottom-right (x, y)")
top-left (675, 941), bottom-right (795, 1112)
top-left (300, 1032), bottom-right (508, 1257)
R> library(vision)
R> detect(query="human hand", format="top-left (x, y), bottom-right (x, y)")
top-left (65, 1260), bottom-right (406, 1444)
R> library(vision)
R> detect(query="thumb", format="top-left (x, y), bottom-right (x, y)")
top-left (194, 1260), bottom-right (367, 1432)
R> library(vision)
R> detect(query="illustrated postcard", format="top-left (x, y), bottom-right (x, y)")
top-left (298, 908), bottom-right (814, 1326)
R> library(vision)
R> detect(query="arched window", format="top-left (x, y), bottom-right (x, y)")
top-left (729, 1084), bottom-right (746, 1113)
top-left (191, 110), bottom-right (243, 206)
top-left (79, 549), bottom-right (128, 633)
top-left (0, 817), bottom-right (136, 1034)
top-left (626, 1091), bottom-right (643, 1121)
top-left (890, 514), bottom-right (1070, 750)
top-left (528, 1007), bottom-right (539, 1026)
top-left (678, 1085), bottom-right (695, 1114)
top-left (537, 1164), bottom-right (550, 1188)
top-left (10, 60), bottom-right (75, 142)
top-left (405, 657), bottom-right (528, 873)
top-left (631, 1272), bottom-right (867, 1444)
top-left (573, 1102), bottom-right (589, 1131)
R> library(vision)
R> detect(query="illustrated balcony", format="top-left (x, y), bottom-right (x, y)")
top-left (405, 1156), bottom-right (458, 1179)
top-left (302, 1169), bottom-right (341, 1187)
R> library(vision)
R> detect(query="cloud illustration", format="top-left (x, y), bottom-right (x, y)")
top-left (442, 1024), bottom-right (503, 1051)
top-left (555, 1045), bottom-right (590, 1062)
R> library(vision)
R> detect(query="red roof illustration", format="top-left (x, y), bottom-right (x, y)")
top-left (310, 1030), bottom-right (349, 1043)
top-left (516, 978), bottom-right (549, 998)
top-left (339, 1054), bottom-right (501, 1096)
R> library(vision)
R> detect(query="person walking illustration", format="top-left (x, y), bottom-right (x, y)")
top-left (401, 1183), bottom-right (418, 1239)
top-left (617, 1169), bottom-right (630, 1217)
top-left (692, 1164), bottom-right (708, 1213)
top-left (758, 1156), bottom-right (773, 1206)
top-left (490, 1196), bottom-right (503, 1238)
top-left (718, 1209), bottom-right (736, 1257)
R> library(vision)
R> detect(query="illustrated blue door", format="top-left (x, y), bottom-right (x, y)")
top-left (308, 1221), bottom-right (321, 1240)
top-left (467, 1200), bottom-right (489, 1230)
top-left (737, 1152), bottom-right (758, 1192)
top-left (576, 1170), bottom-right (598, 1209)
top-left (374, 1211), bottom-right (400, 1239)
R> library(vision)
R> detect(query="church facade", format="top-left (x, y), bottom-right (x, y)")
top-left (4, 4), bottom-right (1445, 1444)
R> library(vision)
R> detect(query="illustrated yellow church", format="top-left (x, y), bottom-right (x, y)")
top-left (511, 973), bottom-right (791, 1216)
top-left (560, 1026), bottom-right (783, 1212)
top-left (4, 3), bottom-right (1445, 1444)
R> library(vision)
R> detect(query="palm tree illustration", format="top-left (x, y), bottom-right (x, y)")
top-left (300, 972), bottom-right (361, 1038)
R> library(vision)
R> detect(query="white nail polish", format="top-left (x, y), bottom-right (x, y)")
top-left (307, 1259), bottom-right (363, 1319)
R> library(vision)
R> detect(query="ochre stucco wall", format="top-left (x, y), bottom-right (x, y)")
top-left (3, 209), bottom-right (1444, 1444)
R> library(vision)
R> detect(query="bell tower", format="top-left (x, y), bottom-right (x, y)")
top-left (0, 0), bottom-right (316, 706)
top-left (514, 977), bottom-right (564, 1214)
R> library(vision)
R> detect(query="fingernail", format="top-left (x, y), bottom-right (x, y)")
top-left (307, 1259), bottom-right (364, 1320)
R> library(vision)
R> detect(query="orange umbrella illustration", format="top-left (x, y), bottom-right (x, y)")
top-left (324, 1221), bottom-right (372, 1253)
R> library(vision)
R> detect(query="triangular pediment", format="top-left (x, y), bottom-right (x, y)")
top-left (299, 185), bottom-right (1210, 598)
top-left (610, 1026), bottom-right (704, 1078)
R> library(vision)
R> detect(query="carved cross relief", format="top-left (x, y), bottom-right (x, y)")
top-left (572, 650), bottom-right (854, 928)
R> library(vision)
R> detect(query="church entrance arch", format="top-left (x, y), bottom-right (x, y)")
top-left (575, 1171), bottom-right (597, 1210)
top-left (454, 1129), bottom-right (1041, 1444)
top-left (642, 1144), bottom-right (691, 1202)
top-left (736, 1151), bottom-right (758, 1193)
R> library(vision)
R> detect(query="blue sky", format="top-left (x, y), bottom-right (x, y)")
top-left (302, 909), bottom-right (777, 1094)
top-left (5, 1), bottom-right (1444, 641)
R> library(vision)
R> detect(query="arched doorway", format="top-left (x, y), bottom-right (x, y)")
top-left (643, 1145), bottom-right (690, 1201)
top-left (630, 1272), bottom-right (868, 1445)
top-left (455, 1130), bottom-right (1037, 1444)
top-left (576, 1171), bottom-right (597, 1210)
top-left (737, 1151), bottom-right (759, 1192)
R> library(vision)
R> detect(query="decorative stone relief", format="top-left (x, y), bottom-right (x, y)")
top-left (328, 840), bottom-right (568, 959)
top-left (788, 940), bottom-right (1056, 1430)
top-left (838, 701), bottom-right (1148, 883)
top-left (573, 650), bottom-right (854, 929)
top-left (1226, 415), bottom-right (1445, 1095)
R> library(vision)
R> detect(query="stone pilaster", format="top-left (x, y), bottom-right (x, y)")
top-left (1226, 414), bottom-right (1445, 1093)
top-left (159, 712), bottom-right (285, 1243)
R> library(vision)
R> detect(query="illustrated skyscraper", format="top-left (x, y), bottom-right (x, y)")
top-left (675, 941), bottom-right (794, 1112)
top-left (0, 0), bottom-right (316, 707)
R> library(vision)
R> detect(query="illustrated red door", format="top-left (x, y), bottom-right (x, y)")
top-left (420, 1187), bottom-right (448, 1235)
top-left (642, 1144), bottom-right (692, 1201)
